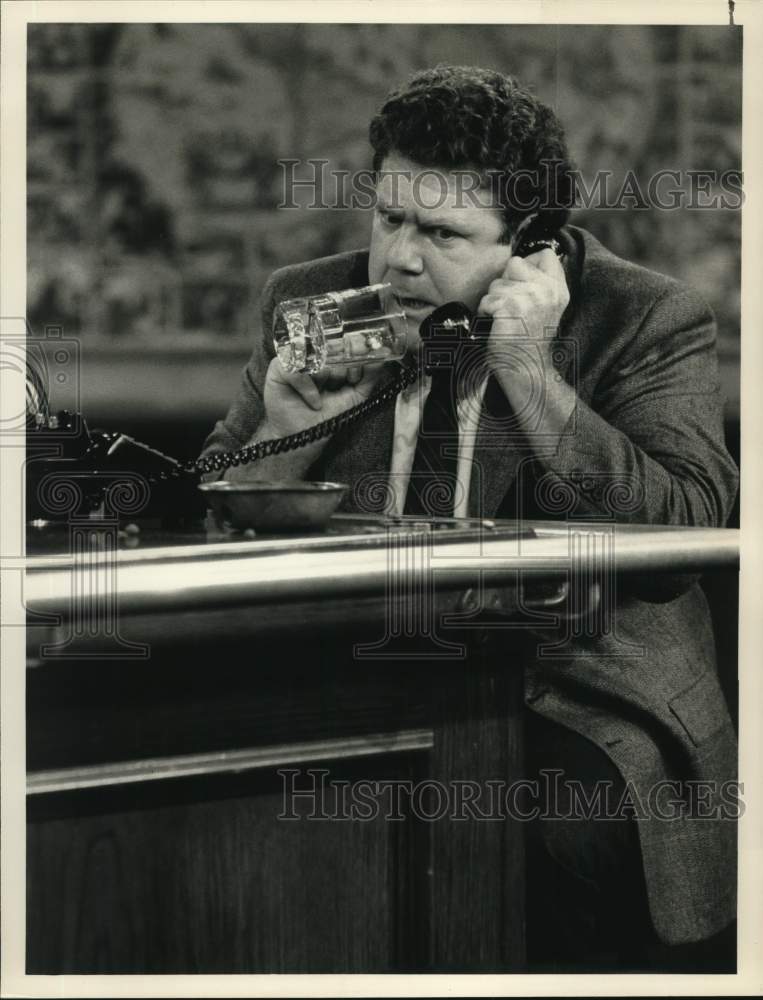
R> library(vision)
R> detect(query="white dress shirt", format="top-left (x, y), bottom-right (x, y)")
top-left (389, 373), bottom-right (489, 517)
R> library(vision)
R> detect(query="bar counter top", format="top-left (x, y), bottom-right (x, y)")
top-left (24, 514), bottom-right (739, 619)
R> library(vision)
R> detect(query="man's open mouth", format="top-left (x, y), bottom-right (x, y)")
top-left (397, 296), bottom-right (432, 310)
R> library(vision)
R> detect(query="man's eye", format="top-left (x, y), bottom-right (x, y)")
top-left (377, 209), bottom-right (402, 226)
top-left (433, 227), bottom-right (459, 242)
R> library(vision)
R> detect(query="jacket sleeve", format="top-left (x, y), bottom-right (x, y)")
top-left (541, 284), bottom-right (738, 528)
top-left (197, 275), bottom-right (278, 479)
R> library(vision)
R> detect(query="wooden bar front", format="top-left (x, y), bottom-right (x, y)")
top-left (24, 517), bottom-right (739, 973)
top-left (26, 517), bottom-right (536, 973)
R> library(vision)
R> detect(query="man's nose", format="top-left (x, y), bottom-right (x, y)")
top-left (386, 225), bottom-right (424, 274)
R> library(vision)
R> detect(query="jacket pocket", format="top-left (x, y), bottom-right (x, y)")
top-left (668, 670), bottom-right (727, 747)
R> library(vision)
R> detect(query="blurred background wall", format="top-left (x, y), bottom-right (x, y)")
top-left (27, 22), bottom-right (741, 460)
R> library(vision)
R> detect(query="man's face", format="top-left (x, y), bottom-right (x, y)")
top-left (368, 153), bottom-right (512, 345)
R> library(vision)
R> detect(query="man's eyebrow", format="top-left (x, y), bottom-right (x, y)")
top-left (418, 216), bottom-right (470, 232)
top-left (375, 199), bottom-right (472, 233)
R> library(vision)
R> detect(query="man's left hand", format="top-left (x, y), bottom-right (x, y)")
top-left (478, 247), bottom-right (569, 399)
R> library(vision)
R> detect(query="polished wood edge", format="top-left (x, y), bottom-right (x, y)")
top-left (26, 728), bottom-right (435, 795)
top-left (24, 527), bottom-right (740, 620)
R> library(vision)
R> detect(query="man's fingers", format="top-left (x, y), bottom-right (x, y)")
top-left (270, 357), bottom-right (381, 413)
top-left (317, 366), bottom-right (365, 390)
top-left (315, 370), bottom-right (342, 391)
top-left (527, 247), bottom-right (564, 277)
top-left (502, 256), bottom-right (536, 281)
top-left (480, 290), bottom-right (532, 317)
top-left (281, 370), bottom-right (323, 410)
top-left (354, 361), bottom-right (385, 397)
top-left (503, 248), bottom-right (563, 282)
top-left (327, 365), bottom-right (365, 389)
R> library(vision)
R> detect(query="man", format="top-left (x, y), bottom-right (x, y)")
top-left (201, 66), bottom-right (739, 970)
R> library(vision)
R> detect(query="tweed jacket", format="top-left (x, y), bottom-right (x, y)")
top-left (201, 225), bottom-right (739, 945)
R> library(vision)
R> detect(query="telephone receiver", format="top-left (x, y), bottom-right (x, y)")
top-left (25, 232), bottom-right (563, 519)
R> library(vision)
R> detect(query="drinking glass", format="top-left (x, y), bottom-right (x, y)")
top-left (273, 283), bottom-right (408, 374)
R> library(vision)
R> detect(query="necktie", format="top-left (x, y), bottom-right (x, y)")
top-left (404, 370), bottom-right (460, 516)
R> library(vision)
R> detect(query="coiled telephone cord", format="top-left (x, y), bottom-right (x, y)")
top-left (155, 361), bottom-right (422, 485)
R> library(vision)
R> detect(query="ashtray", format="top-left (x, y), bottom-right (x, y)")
top-left (198, 480), bottom-right (348, 532)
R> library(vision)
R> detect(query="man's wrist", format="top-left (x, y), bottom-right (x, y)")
top-left (494, 360), bottom-right (554, 412)
top-left (495, 362), bottom-right (576, 441)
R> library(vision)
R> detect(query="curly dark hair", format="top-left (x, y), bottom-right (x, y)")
top-left (369, 65), bottom-right (575, 241)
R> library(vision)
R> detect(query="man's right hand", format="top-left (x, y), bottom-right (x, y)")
top-left (223, 357), bottom-right (385, 483)
top-left (261, 357), bottom-right (385, 440)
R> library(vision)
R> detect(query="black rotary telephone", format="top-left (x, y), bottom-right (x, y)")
top-left (26, 235), bottom-right (562, 518)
